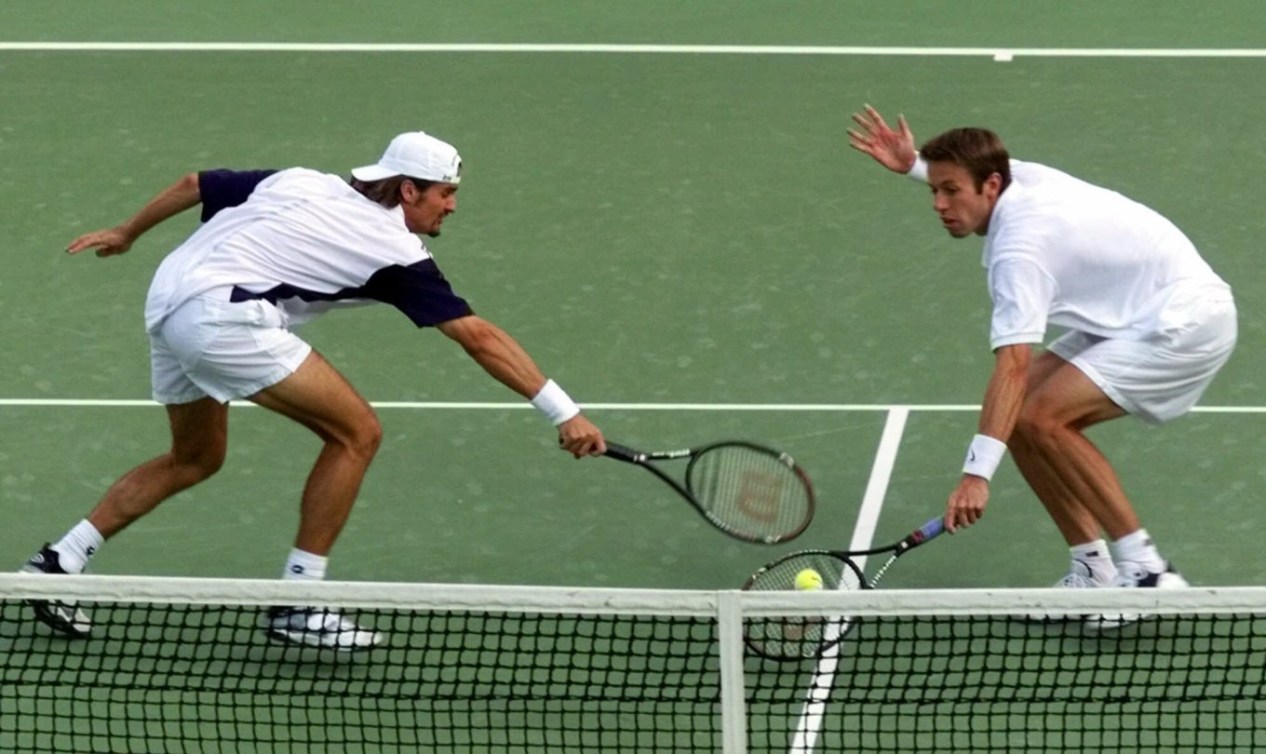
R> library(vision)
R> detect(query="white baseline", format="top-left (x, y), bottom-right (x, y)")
top-left (1, 43), bottom-right (1265, 58)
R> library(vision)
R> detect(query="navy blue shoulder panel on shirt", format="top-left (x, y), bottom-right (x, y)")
top-left (229, 258), bottom-right (473, 328)
top-left (198, 169), bottom-right (278, 222)
top-left (363, 259), bottom-right (474, 327)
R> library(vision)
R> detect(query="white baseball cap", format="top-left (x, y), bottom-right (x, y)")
top-left (351, 131), bottom-right (462, 184)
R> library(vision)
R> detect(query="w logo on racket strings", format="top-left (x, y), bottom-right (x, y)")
top-left (735, 470), bottom-right (783, 523)
top-left (602, 439), bottom-right (814, 544)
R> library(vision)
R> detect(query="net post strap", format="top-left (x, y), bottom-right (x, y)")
top-left (717, 591), bottom-right (748, 754)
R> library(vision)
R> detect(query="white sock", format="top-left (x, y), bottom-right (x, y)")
top-left (282, 549), bottom-right (328, 581)
top-left (1069, 539), bottom-right (1116, 585)
top-left (1110, 528), bottom-right (1166, 573)
top-left (51, 520), bottom-right (105, 574)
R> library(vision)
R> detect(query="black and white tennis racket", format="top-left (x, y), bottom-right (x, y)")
top-left (741, 516), bottom-right (945, 660)
top-left (603, 440), bottom-right (815, 545)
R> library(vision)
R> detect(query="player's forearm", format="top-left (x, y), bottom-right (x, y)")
top-left (977, 345), bottom-right (1030, 443)
top-left (446, 317), bottom-right (548, 399)
top-left (960, 345), bottom-right (1028, 481)
top-left (117, 172), bottom-right (202, 241)
top-left (469, 341), bottom-right (548, 399)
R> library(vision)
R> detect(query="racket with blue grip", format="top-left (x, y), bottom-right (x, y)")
top-left (741, 517), bottom-right (946, 660)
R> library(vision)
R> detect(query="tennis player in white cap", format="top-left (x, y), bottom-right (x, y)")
top-left (22, 131), bottom-right (607, 650)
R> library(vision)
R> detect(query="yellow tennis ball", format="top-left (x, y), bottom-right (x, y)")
top-left (794, 568), bottom-right (824, 591)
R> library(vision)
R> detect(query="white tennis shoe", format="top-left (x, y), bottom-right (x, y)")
top-left (19, 544), bottom-right (92, 638)
top-left (266, 606), bottom-right (384, 650)
top-left (1084, 562), bottom-right (1189, 631)
top-left (1020, 560), bottom-right (1113, 623)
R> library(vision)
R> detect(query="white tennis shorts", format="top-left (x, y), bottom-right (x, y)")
top-left (150, 291), bottom-right (312, 405)
top-left (1048, 294), bottom-right (1237, 424)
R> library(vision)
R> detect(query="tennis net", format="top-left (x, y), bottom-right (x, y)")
top-left (2, 574), bottom-right (1265, 752)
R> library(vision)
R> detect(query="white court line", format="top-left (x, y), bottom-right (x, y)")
top-left (1, 42), bottom-right (1265, 58)
top-left (0, 398), bottom-right (1261, 413)
top-left (0, 398), bottom-right (971, 410)
top-left (789, 407), bottom-right (909, 754)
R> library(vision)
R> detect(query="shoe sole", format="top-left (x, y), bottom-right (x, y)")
top-left (265, 627), bottom-right (384, 651)
top-left (1083, 574), bottom-right (1189, 631)
top-left (26, 599), bottom-right (92, 638)
top-left (1012, 613), bottom-right (1087, 624)
top-left (20, 563), bottom-right (92, 638)
top-left (1083, 616), bottom-right (1141, 632)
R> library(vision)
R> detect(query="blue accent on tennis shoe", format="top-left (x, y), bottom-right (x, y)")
top-left (266, 606), bottom-right (385, 651)
top-left (1085, 561), bottom-right (1189, 631)
top-left (20, 544), bottom-right (92, 638)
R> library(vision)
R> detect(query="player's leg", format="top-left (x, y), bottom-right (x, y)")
top-left (247, 349), bottom-right (385, 650)
top-left (1010, 351), bottom-right (1107, 540)
top-left (1012, 356), bottom-right (1134, 535)
top-left (20, 330), bottom-right (229, 638)
top-left (1013, 324), bottom-right (1235, 621)
top-left (170, 295), bottom-right (383, 649)
top-left (85, 398), bottom-right (229, 539)
top-left (144, 293), bottom-right (374, 562)
top-left (28, 398), bottom-right (227, 570)
top-left (60, 319), bottom-right (235, 566)
top-left (247, 349), bottom-right (382, 557)
top-left (22, 400), bottom-right (227, 637)
top-left (1008, 349), bottom-right (1121, 590)
top-left (1010, 352), bottom-right (1136, 611)
top-left (1015, 352), bottom-right (1185, 628)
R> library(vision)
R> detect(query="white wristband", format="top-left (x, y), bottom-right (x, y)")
top-left (531, 379), bottom-right (580, 426)
top-left (905, 155), bottom-right (929, 183)
top-left (962, 434), bottom-right (1007, 480)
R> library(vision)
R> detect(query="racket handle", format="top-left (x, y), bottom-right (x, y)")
top-left (603, 442), bottom-right (645, 464)
top-left (899, 517), bottom-right (946, 551)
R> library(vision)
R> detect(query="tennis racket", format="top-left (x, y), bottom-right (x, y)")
top-left (603, 440), bottom-right (815, 544)
top-left (741, 516), bottom-right (945, 660)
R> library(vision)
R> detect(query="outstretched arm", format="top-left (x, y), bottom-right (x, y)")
top-left (436, 314), bottom-right (607, 458)
top-left (847, 104), bottom-right (918, 174)
top-left (66, 172), bottom-right (202, 257)
top-left (943, 344), bottom-right (1030, 532)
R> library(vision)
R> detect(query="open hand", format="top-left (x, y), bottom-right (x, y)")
top-left (847, 104), bottom-right (918, 174)
top-left (66, 227), bottom-right (135, 257)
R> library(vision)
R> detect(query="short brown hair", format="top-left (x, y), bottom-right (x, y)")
top-left (919, 128), bottom-right (1011, 192)
top-left (348, 175), bottom-right (437, 208)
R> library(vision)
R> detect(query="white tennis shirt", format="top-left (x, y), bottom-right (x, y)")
top-left (145, 168), bottom-right (466, 333)
top-left (977, 161), bottom-right (1231, 349)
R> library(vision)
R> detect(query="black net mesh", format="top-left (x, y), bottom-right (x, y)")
top-left (1, 601), bottom-right (720, 753)
top-left (3, 591), bottom-right (1265, 752)
top-left (745, 611), bottom-right (1266, 753)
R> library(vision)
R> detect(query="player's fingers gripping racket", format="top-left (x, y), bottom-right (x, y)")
top-left (603, 441), bottom-right (815, 544)
top-left (742, 517), bottom-right (945, 661)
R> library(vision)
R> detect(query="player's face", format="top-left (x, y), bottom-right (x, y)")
top-left (926, 161), bottom-right (1002, 238)
top-left (401, 181), bottom-right (459, 237)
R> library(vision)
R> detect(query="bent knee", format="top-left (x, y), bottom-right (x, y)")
top-left (357, 418), bottom-right (384, 457)
top-left (1013, 409), bottom-right (1048, 436)
top-left (1012, 406), bottom-right (1079, 453)
top-left (171, 446), bottom-right (227, 484)
top-left (334, 415), bottom-right (383, 460)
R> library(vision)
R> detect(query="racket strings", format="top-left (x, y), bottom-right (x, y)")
top-left (744, 553), bottom-right (863, 661)
top-left (686, 447), bottom-right (812, 542)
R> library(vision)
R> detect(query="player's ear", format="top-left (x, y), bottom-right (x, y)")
top-left (983, 172), bottom-right (1004, 200)
top-left (399, 179), bottom-right (418, 204)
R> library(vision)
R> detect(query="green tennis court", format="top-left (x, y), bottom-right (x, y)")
top-left (3, 2), bottom-right (1266, 750)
